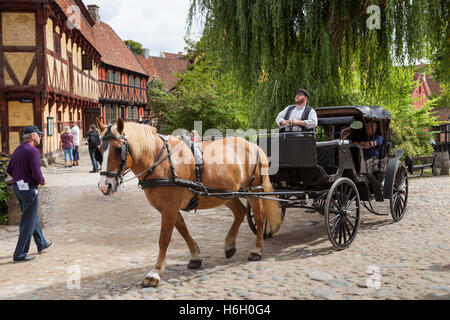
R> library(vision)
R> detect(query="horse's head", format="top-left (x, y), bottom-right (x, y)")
top-left (96, 118), bottom-right (133, 196)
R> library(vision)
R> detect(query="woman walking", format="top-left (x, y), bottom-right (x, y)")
top-left (60, 126), bottom-right (74, 167)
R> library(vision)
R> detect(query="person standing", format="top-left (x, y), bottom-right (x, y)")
top-left (71, 123), bottom-right (80, 166)
top-left (143, 115), bottom-right (152, 125)
top-left (87, 124), bottom-right (101, 173)
top-left (6, 125), bottom-right (53, 262)
top-left (60, 126), bottom-right (74, 167)
top-left (276, 89), bottom-right (318, 132)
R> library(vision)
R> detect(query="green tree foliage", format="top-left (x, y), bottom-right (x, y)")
top-left (0, 182), bottom-right (11, 224)
top-left (357, 67), bottom-right (439, 156)
top-left (124, 40), bottom-right (143, 55)
top-left (147, 40), bottom-right (251, 134)
top-left (188, 0), bottom-right (448, 128)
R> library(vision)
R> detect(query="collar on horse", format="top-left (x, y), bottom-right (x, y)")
top-left (100, 124), bottom-right (133, 183)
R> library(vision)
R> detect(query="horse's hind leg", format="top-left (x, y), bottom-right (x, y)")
top-left (247, 198), bottom-right (265, 261)
top-left (175, 212), bottom-right (202, 269)
top-left (224, 199), bottom-right (247, 259)
top-left (142, 210), bottom-right (178, 288)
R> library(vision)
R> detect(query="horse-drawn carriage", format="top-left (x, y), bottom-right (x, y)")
top-left (246, 105), bottom-right (409, 249)
top-left (96, 105), bottom-right (409, 287)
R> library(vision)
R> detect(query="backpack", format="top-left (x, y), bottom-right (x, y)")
top-left (281, 105), bottom-right (314, 132)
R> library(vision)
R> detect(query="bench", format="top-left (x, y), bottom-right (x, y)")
top-left (405, 155), bottom-right (436, 176)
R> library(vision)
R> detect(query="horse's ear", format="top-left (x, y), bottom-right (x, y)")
top-left (96, 118), bottom-right (106, 131)
top-left (117, 118), bottom-right (124, 134)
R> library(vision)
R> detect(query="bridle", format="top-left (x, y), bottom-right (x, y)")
top-left (99, 124), bottom-right (133, 185)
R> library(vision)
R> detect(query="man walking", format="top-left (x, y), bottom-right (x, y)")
top-left (6, 125), bottom-right (53, 262)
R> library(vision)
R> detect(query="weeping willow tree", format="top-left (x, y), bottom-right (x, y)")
top-left (188, 0), bottom-right (448, 127)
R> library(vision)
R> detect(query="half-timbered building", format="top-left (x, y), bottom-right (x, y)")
top-left (88, 5), bottom-right (148, 125)
top-left (0, 0), bottom-right (100, 155)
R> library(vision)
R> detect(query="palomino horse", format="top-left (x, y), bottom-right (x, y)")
top-left (96, 118), bottom-right (282, 287)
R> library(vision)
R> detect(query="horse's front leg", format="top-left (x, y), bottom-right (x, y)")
top-left (142, 210), bottom-right (178, 287)
top-left (175, 212), bottom-right (202, 269)
top-left (224, 199), bottom-right (247, 258)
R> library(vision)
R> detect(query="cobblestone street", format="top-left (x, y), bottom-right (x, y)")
top-left (0, 146), bottom-right (449, 300)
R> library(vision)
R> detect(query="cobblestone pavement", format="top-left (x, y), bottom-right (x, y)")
top-left (0, 145), bottom-right (449, 300)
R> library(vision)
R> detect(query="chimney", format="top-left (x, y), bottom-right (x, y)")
top-left (142, 48), bottom-right (150, 59)
top-left (87, 5), bottom-right (100, 23)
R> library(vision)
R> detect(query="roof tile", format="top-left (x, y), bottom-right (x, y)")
top-left (92, 22), bottom-right (148, 76)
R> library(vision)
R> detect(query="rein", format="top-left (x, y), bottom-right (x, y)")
top-left (100, 127), bottom-right (186, 185)
top-left (123, 134), bottom-right (186, 184)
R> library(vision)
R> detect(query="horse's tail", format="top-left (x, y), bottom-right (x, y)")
top-left (252, 145), bottom-right (282, 236)
top-left (261, 173), bottom-right (283, 235)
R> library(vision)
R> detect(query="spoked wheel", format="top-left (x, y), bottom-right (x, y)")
top-left (325, 178), bottom-right (361, 250)
top-left (246, 200), bottom-right (286, 239)
top-left (390, 164), bottom-right (408, 222)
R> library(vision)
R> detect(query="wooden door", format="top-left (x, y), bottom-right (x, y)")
top-left (7, 100), bottom-right (34, 154)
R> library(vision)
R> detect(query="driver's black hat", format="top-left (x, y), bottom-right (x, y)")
top-left (295, 89), bottom-right (310, 98)
top-left (22, 125), bottom-right (43, 136)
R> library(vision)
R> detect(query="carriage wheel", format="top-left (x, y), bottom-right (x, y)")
top-left (246, 200), bottom-right (286, 239)
top-left (324, 178), bottom-right (361, 249)
top-left (389, 164), bottom-right (408, 222)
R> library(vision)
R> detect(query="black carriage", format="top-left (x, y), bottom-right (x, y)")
top-left (246, 106), bottom-right (409, 249)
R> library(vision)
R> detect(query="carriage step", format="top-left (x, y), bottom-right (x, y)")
top-left (250, 186), bottom-right (264, 191)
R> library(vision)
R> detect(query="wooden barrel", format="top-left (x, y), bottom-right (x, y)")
top-left (439, 151), bottom-right (450, 175)
top-left (432, 153), bottom-right (441, 176)
top-left (433, 152), bottom-right (450, 176)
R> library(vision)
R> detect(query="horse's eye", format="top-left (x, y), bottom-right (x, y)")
top-left (115, 147), bottom-right (122, 153)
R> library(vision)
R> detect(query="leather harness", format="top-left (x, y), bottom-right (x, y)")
top-left (100, 128), bottom-right (263, 212)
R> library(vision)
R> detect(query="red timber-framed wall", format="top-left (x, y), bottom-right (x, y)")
top-left (98, 64), bottom-right (147, 125)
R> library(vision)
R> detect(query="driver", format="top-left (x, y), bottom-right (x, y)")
top-left (276, 89), bottom-right (318, 132)
top-left (352, 121), bottom-right (383, 159)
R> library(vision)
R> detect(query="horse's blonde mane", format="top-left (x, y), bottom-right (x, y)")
top-left (110, 122), bottom-right (157, 161)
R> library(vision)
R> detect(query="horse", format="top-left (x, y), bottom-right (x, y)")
top-left (96, 118), bottom-right (282, 287)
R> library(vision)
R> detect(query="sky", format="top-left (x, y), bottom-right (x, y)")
top-left (84, 0), bottom-right (203, 56)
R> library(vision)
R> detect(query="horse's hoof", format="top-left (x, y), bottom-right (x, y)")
top-left (187, 259), bottom-right (202, 269)
top-left (225, 248), bottom-right (236, 259)
top-left (142, 276), bottom-right (159, 288)
top-left (248, 252), bottom-right (262, 261)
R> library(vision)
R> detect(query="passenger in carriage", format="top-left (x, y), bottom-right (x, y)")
top-left (276, 89), bottom-right (318, 132)
top-left (352, 121), bottom-right (383, 160)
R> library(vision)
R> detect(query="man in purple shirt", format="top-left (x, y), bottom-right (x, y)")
top-left (6, 125), bottom-right (53, 262)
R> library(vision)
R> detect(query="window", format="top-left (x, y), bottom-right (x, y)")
top-left (135, 77), bottom-right (140, 88)
top-left (114, 72), bottom-right (121, 84)
top-left (56, 111), bottom-right (63, 133)
top-left (54, 32), bottom-right (61, 57)
top-left (129, 76), bottom-right (134, 86)
top-left (82, 54), bottom-right (93, 70)
top-left (119, 106), bottom-right (126, 120)
top-left (47, 117), bottom-right (54, 136)
top-left (105, 104), bottom-right (117, 124)
top-left (128, 106), bottom-right (138, 121)
top-left (108, 71), bottom-right (114, 82)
